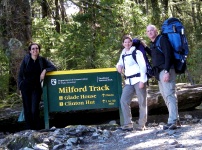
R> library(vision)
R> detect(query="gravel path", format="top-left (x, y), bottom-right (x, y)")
top-left (79, 110), bottom-right (202, 150)
top-left (81, 123), bottom-right (202, 150)
top-left (1, 105), bottom-right (202, 150)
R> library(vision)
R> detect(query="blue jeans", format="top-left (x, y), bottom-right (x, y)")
top-left (120, 83), bottom-right (147, 126)
top-left (158, 69), bottom-right (178, 124)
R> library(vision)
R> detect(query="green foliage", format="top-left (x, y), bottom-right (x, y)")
top-left (0, 48), bottom-right (9, 101)
top-left (31, 0), bottom-right (148, 70)
top-left (0, 0), bottom-right (201, 97)
top-left (30, 0), bottom-right (202, 85)
top-left (2, 93), bottom-right (22, 108)
top-left (32, 18), bottom-right (67, 69)
top-left (187, 43), bottom-right (202, 84)
top-left (58, 0), bottom-right (147, 69)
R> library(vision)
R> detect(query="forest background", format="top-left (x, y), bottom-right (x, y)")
top-left (0, 0), bottom-right (201, 106)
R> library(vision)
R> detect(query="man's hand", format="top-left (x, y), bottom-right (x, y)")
top-left (163, 73), bottom-right (170, 82)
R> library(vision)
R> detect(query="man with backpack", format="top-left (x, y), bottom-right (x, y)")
top-left (145, 24), bottom-right (180, 130)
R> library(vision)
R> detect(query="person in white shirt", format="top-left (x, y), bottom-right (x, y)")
top-left (117, 35), bottom-right (148, 131)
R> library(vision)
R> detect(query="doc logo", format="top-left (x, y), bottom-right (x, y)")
top-left (51, 79), bottom-right (57, 85)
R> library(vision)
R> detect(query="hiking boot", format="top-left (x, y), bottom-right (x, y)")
top-left (136, 125), bottom-right (147, 131)
top-left (176, 120), bottom-right (182, 127)
top-left (119, 124), bottom-right (133, 131)
top-left (163, 123), bottom-right (177, 130)
top-left (168, 124), bottom-right (177, 130)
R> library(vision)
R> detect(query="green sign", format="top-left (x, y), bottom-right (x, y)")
top-left (43, 68), bottom-right (123, 129)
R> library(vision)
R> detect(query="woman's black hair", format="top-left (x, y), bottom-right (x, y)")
top-left (28, 43), bottom-right (41, 51)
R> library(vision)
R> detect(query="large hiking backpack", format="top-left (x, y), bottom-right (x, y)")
top-left (157, 17), bottom-right (189, 74)
top-left (132, 38), bottom-right (153, 78)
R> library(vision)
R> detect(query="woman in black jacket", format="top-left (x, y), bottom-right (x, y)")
top-left (18, 43), bottom-right (57, 130)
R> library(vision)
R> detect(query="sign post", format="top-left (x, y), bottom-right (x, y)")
top-left (43, 68), bottom-right (123, 129)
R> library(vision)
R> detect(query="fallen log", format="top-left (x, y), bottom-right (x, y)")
top-left (131, 83), bottom-right (202, 113)
top-left (1, 83), bottom-right (202, 132)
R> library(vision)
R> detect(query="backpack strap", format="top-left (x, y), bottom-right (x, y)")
top-left (132, 49), bottom-right (138, 64)
top-left (122, 53), bottom-right (131, 70)
top-left (121, 54), bottom-right (128, 79)
top-left (132, 49), bottom-right (152, 86)
top-left (125, 73), bottom-right (140, 79)
top-left (155, 35), bottom-right (163, 53)
top-left (121, 50), bottom-right (140, 79)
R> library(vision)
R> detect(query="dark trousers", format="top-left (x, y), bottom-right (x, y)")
top-left (21, 87), bottom-right (42, 130)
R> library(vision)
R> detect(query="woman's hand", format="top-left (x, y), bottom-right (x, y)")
top-left (40, 69), bottom-right (46, 81)
top-left (139, 82), bottom-right (144, 89)
top-left (117, 65), bottom-right (123, 74)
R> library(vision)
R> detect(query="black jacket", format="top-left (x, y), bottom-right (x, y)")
top-left (18, 54), bottom-right (57, 90)
top-left (146, 35), bottom-right (174, 80)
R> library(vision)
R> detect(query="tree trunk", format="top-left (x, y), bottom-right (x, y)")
top-left (161, 0), bottom-right (169, 19)
top-left (55, 0), bottom-right (60, 33)
top-left (191, 2), bottom-right (197, 30)
top-left (0, 0), bottom-right (32, 93)
top-left (150, 0), bottom-right (161, 26)
top-left (60, 0), bottom-right (67, 22)
top-left (41, 0), bottom-right (50, 18)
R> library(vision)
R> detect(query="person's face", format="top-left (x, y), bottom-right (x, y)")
top-left (30, 44), bottom-right (40, 56)
top-left (146, 25), bottom-right (158, 40)
top-left (122, 38), bottom-right (132, 50)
